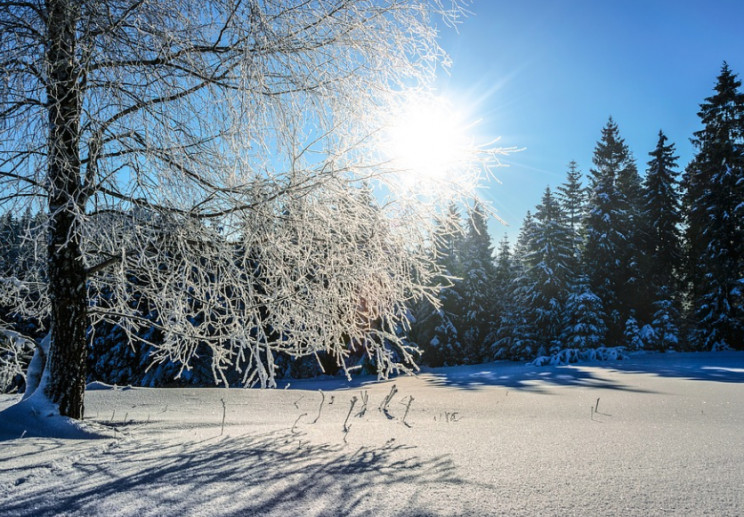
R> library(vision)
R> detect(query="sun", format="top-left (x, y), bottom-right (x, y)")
top-left (385, 95), bottom-right (473, 189)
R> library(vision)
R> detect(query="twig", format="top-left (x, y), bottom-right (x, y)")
top-left (220, 398), bottom-right (227, 436)
top-left (595, 397), bottom-right (600, 413)
top-left (343, 396), bottom-right (358, 443)
top-left (292, 413), bottom-right (307, 434)
top-left (293, 395), bottom-right (303, 409)
top-left (378, 384), bottom-right (398, 419)
top-left (312, 390), bottom-right (325, 424)
top-left (401, 396), bottom-right (414, 428)
top-left (355, 390), bottom-right (369, 418)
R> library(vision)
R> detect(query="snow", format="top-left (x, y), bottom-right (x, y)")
top-left (2, 352), bottom-right (744, 516)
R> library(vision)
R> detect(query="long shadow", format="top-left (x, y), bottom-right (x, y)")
top-left (418, 362), bottom-right (648, 393)
top-left (599, 351), bottom-right (744, 383)
top-left (0, 428), bottom-right (470, 517)
top-left (417, 351), bottom-right (744, 392)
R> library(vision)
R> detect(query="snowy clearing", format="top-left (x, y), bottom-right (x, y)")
top-left (1, 352), bottom-right (743, 516)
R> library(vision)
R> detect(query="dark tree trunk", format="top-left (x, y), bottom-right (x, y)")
top-left (43, 0), bottom-right (87, 419)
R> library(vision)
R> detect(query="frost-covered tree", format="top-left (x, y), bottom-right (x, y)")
top-left (682, 63), bottom-right (744, 350)
top-left (0, 0), bottom-right (485, 422)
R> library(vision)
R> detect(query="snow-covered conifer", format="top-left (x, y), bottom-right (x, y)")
top-left (682, 63), bottom-right (744, 350)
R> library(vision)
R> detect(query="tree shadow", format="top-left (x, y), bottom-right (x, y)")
top-left (598, 351), bottom-right (744, 384)
top-left (418, 351), bottom-right (744, 392)
top-left (418, 362), bottom-right (649, 393)
top-left (1, 428), bottom-right (470, 517)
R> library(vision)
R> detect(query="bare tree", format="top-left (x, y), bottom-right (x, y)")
top-left (0, 0), bottom-right (493, 423)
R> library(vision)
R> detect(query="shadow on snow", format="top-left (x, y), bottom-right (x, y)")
top-left (416, 351), bottom-right (744, 392)
top-left (0, 428), bottom-right (469, 517)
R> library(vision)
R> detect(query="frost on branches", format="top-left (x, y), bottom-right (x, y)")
top-left (0, 0), bottom-right (494, 422)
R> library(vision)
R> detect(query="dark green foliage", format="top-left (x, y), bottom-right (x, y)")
top-left (682, 63), bottom-right (744, 350)
top-left (520, 188), bottom-right (575, 351)
top-left (410, 204), bottom-right (466, 366)
top-left (560, 275), bottom-right (607, 350)
top-left (556, 160), bottom-right (586, 267)
top-left (411, 201), bottom-right (498, 366)
top-left (582, 118), bottom-right (641, 344)
top-left (458, 201), bottom-right (497, 363)
top-left (642, 131), bottom-right (683, 349)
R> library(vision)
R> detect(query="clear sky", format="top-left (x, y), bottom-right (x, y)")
top-left (435, 0), bottom-right (744, 245)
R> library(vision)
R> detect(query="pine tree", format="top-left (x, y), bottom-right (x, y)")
top-left (458, 201), bottom-right (497, 363)
top-left (583, 118), bottom-right (636, 345)
top-left (561, 274), bottom-right (607, 350)
top-left (556, 160), bottom-right (586, 266)
top-left (643, 130), bottom-right (683, 349)
top-left (492, 212), bottom-right (538, 360)
top-left (649, 286), bottom-right (682, 351)
top-left (521, 187), bottom-right (574, 352)
top-left (615, 156), bottom-right (653, 325)
top-left (682, 63), bottom-right (744, 350)
top-left (645, 131), bottom-right (683, 291)
top-left (413, 204), bottom-right (466, 366)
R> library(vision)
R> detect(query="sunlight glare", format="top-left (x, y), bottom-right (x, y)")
top-left (386, 96), bottom-right (474, 190)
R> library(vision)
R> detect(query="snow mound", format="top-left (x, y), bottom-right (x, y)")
top-left (0, 396), bottom-right (109, 441)
top-left (85, 381), bottom-right (134, 391)
top-left (529, 346), bottom-right (628, 366)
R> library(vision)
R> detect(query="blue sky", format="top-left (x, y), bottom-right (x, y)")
top-left (435, 0), bottom-right (744, 244)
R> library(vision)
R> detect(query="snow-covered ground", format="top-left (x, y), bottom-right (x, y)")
top-left (1, 352), bottom-right (743, 516)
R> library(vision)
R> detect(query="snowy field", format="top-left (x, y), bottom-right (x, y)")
top-left (1, 351), bottom-right (743, 516)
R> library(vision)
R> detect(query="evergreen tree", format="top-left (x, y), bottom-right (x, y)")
top-left (492, 212), bottom-right (538, 360)
top-left (561, 274), bottom-right (607, 350)
top-left (488, 235), bottom-right (514, 342)
top-left (582, 118), bottom-right (636, 345)
top-left (643, 130), bottom-right (683, 349)
top-left (682, 63), bottom-right (744, 350)
top-left (520, 187), bottom-right (574, 352)
top-left (556, 160), bottom-right (586, 266)
top-left (649, 286), bottom-right (682, 351)
top-left (458, 201), bottom-right (497, 363)
top-left (413, 204), bottom-right (466, 366)
top-left (644, 131), bottom-right (683, 291)
top-left (614, 156), bottom-right (653, 325)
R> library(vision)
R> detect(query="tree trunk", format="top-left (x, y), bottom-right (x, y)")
top-left (43, 0), bottom-right (87, 420)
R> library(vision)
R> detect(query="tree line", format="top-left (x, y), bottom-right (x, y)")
top-left (2, 55), bottom-right (742, 394)
top-left (411, 63), bottom-right (744, 366)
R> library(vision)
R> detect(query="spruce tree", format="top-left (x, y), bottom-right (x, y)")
top-left (458, 201), bottom-right (497, 363)
top-left (493, 212), bottom-right (538, 360)
top-left (614, 156), bottom-right (653, 326)
top-left (561, 274), bottom-right (607, 350)
top-left (487, 235), bottom-right (514, 358)
top-left (413, 204), bottom-right (466, 366)
top-left (556, 160), bottom-right (586, 266)
top-left (682, 63), bottom-right (744, 350)
top-left (643, 130), bottom-right (683, 349)
top-left (583, 118), bottom-right (636, 345)
top-left (521, 187), bottom-right (574, 352)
